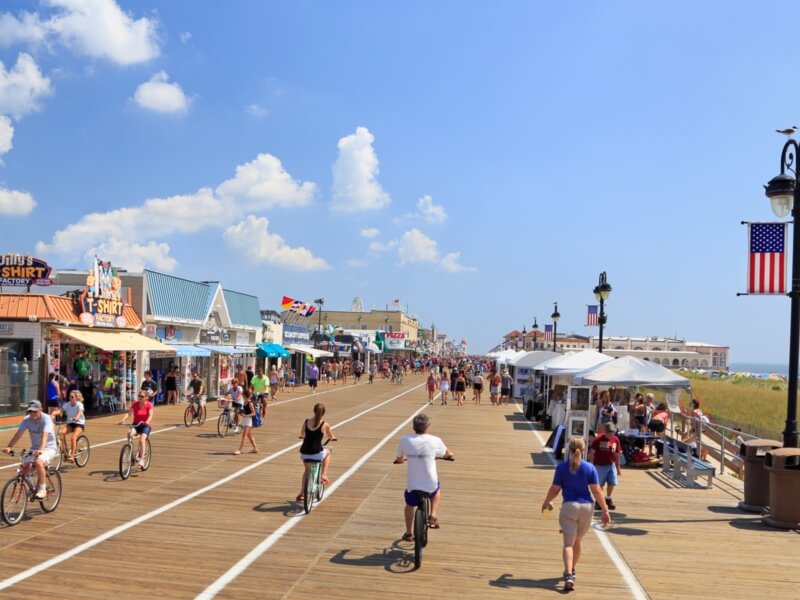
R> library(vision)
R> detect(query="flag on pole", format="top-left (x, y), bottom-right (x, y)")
top-left (543, 324), bottom-right (553, 341)
top-left (748, 222), bottom-right (788, 295)
top-left (390, 298), bottom-right (400, 306)
top-left (587, 305), bottom-right (598, 326)
top-left (281, 296), bottom-right (317, 317)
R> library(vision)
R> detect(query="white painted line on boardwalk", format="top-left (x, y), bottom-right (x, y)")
top-left (0, 383), bottom-right (425, 592)
top-left (196, 398), bottom-right (432, 599)
top-left (514, 403), bottom-right (649, 600)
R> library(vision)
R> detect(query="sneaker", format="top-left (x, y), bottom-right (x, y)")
top-left (564, 574), bottom-right (575, 592)
top-left (35, 487), bottom-right (47, 499)
top-left (233, 426), bottom-right (239, 434)
top-left (606, 498), bottom-right (616, 511)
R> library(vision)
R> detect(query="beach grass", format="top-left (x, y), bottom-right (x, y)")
top-left (681, 372), bottom-right (789, 439)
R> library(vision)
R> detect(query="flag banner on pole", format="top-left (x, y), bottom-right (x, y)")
top-left (747, 222), bottom-right (788, 295)
top-left (389, 298), bottom-right (400, 306)
top-left (587, 305), bottom-right (598, 326)
top-left (280, 296), bottom-right (317, 317)
top-left (543, 324), bottom-right (553, 341)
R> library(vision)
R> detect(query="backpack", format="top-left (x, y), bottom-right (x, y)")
top-left (252, 410), bottom-right (263, 428)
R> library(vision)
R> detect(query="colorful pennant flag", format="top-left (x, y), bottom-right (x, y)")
top-left (281, 296), bottom-right (317, 317)
top-left (587, 305), bottom-right (598, 326)
top-left (543, 324), bottom-right (553, 341)
top-left (748, 222), bottom-right (788, 295)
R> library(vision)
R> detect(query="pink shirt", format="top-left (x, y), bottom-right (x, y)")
top-left (132, 400), bottom-right (153, 425)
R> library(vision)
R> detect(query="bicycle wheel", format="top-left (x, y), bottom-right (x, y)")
top-left (1, 478), bottom-right (27, 525)
top-left (315, 467), bottom-right (325, 502)
top-left (39, 470), bottom-right (62, 513)
top-left (74, 435), bottom-right (91, 468)
top-left (302, 470), bottom-right (315, 514)
top-left (184, 405), bottom-right (194, 428)
top-left (217, 413), bottom-right (229, 438)
top-left (413, 507), bottom-right (426, 569)
top-left (140, 439), bottom-right (152, 471)
top-left (119, 443), bottom-right (133, 480)
top-left (52, 440), bottom-right (63, 472)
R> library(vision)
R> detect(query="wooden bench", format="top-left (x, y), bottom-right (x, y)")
top-left (662, 435), bottom-right (715, 488)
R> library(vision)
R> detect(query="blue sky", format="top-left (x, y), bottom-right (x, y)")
top-left (1, 1), bottom-right (799, 363)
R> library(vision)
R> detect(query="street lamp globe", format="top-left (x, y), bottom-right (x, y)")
top-left (765, 172), bottom-right (795, 218)
top-left (551, 304), bottom-right (560, 323)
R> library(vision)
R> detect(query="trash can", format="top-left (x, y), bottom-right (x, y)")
top-left (738, 438), bottom-right (782, 512)
top-left (762, 447), bottom-right (800, 529)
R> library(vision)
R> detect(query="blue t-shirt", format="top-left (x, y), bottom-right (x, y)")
top-left (553, 459), bottom-right (599, 504)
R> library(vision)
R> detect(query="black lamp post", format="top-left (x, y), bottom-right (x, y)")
top-left (531, 317), bottom-right (539, 351)
top-left (519, 325), bottom-right (527, 350)
top-left (764, 142), bottom-right (800, 448)
top-left (314, 297), bottom-right (324, 348)
top-left (551, 302), bottom-right (560, 352)
top-left (593, 272), bottom-right (612, 354)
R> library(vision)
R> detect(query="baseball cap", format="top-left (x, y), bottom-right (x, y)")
top-left (26, 400), bottom-right (42, 412)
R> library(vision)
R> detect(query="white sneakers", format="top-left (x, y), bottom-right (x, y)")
top-left (35, 487), bottom-right (47, 499)
top-left (234, 426), bottom-right (240, 434)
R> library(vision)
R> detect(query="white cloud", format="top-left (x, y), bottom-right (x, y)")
top-left (345, 258), bottom-right (367, 268)
top-left (0, 186), bottom-right (36, 216)
top-left (441, 251), bottom-right (477, 273)
top-left (398, 228), bottom-right (439, 265)
top-left (179, 31), bottom-right (191, 44)
top-left (417, 195), bottom-right (447, 223)
top-left (133, 71), bottom-right (188, 114)
top-left (368, 240), bottom-right (397, 253)
top-left (245, 103), bottom-right (268, 118)
top-left (0, 53), bottom-right (52, 119)
top-left (36, 188), bottom-right (229, 256)
top-left (331, 126), bottom-right (391, 213)
top-left (47, 0), bottom-right (159, 65)
top-left (224, 215), bottom-right (329, 271)
top-left (0, 115), bottom-right (13, 156)
top-left (0, 1), bottom-right (159, 65)
top-left (216, 153), bottom-right (316, 210)
top-left (360, 227), bottom-right (379, 238)
top-left (91, 239), bottom-right (177, 272)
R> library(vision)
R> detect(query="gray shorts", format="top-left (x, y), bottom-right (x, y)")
top-left (559, 501), bottom-right (594, 545)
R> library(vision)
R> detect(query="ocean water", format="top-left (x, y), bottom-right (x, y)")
top-left (729, 362), bottom-right (790, 377)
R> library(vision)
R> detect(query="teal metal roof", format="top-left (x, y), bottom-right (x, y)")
top-left (223, 288), bottom-right (262, 328)
top-left (144, 270), bottom-right (210, 322)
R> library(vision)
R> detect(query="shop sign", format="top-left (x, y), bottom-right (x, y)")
top-left (385, 332), bottom-right (407, 351)
top-left (200, 329), bottom-right (230, 344)
top-left (0, 253), bottom-right (54, 286)
top-left (283, 325), bottom-right (310, 343)
top-left (77, 259), bottom-right (126, 328)
top-left (235, 331), bottom-right (249, 345)
top-left (145, 324), bottom-right (157, 338)
top-left (0, 323), bottom-right (13, 335)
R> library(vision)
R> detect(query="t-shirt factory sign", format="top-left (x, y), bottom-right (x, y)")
top-left (0, 253), bottom-right (54, 286)
top-left (77, 259), bottom-right (126, 328)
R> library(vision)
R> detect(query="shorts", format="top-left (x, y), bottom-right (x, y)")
top-left (404, 482), bottom-right (441, 507)
top-left (500, 387), bottom-right (511, 396)
top-left (490, 386), bottom-right (500, 394)
top-left (23, 447), bottom-right (57, 467)
top-left (648, 420), bottom-right (665, 433)
top-left (455, 383), bottom-right (465, 392)
top-left (595, 464), bottom-right (618, 486)
top-left (192, 395), bottom-right (207, 407)
top-left (133, 423), bottom-right (152, 436)
top-left (559, 501), bottom-right (594, 544)
top-left (240, 416), bottom-right (253, 428)
top-left (635, 415), bottom-right (647, 428)
top-left (47, 398), bottom-right (60, 409)
top-left (66, 423), bottom-right (85, 432)
top-left (300, 448), bottom-right (329, 462)
top-left (473, 383), bottom-right (483, 392)
top-left (309, 378), bottom-right (318, 389)
top-left (440, 383), bottom-right (449, 392)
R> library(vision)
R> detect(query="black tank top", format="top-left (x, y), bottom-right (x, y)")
top-left (300, 420), bottom-right (325, 455)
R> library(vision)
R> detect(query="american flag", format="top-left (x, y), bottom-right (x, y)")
top-left (587, 305), bottom-right (598, 326)
top-left (543, 324), bottom-right (553, 341)
top-left (748, 222), bottom-right (788, 295)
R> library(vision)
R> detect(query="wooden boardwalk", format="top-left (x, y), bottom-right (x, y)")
top-left (1, 374), bottom-right (798, 599)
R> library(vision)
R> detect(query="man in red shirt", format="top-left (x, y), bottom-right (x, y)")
top-left (588, 422), bottom-right (622, 510)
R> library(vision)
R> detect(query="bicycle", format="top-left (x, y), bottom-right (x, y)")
top-left (51, 420), bottom-right (91, 471)
top-left (119, 425), bottom-right (152, 480)
top-left (393, 455), bottom-right (454, 570)
top-left (301, 438), bottom-right (336, 514)
top-left (184, 393), bottom-right (206, 427)
top-left (1, 450), bottom-right (62, 526)
top-left (217, 398), bottom-right (235, 437)
top-left (396, 370), bottom-right (404, 385)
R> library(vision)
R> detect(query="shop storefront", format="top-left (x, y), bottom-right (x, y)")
top-left (282, 324), bottom-right (311, 383)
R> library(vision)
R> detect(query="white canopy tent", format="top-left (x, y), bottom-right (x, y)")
top-left (542, 350), bottom-right (614, 376)
top-left (509, 350), bottom-right (561, 368)
top-left (572, 355), bottom-right (691, 389)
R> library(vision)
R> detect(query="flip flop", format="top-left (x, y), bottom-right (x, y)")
top-left (401, 532), bottom-right (413, 542)
top-left (295, 494), bottom-right (304, 502)
top-left (233, 450), bottom-right (241, 455)
top-left (428, 516), bottom-right (440, 529)
top-left (250, 449), bottom-right (259, 454)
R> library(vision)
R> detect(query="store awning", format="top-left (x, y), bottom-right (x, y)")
top-left (55, 327), bottom-right (174, 352)
top-left (256, 343), bottom-right (291, 358)
top-left (196, 345), bottom-right (256, 355)
top-left (166, 344), bottom-right (212, 357)
top-left (285, 343), bottom-right (334, 358)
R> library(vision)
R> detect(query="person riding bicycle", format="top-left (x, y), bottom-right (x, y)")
top-left (394, 413), bottom-right (453, 542)
top-left (185, 372), bottom-right (206, 421)
top-left (118, 391), bottom-right (154, 467)
top-left (250, 367), bottom-right (269, 418)
top-left (296, 402), bottom-right (337, 501)
top-left (53, 389), bottom-right (86, 463)
top-left (3, 400), bottom-right (58, 499)
top-left (226, 377), bottom-right (244, 433)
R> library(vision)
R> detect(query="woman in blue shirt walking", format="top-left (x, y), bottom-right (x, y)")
top-left (541, 437), bottom-right (611, 592)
